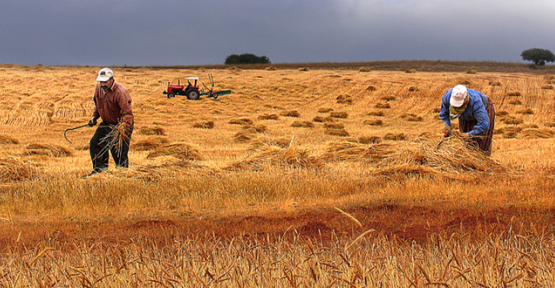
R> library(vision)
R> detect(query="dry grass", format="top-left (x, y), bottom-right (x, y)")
top-left (291, 120), bottom-right (314, 128)
top-left (146, 142), bottom-right (202, 160)
top-left (363, 119), bottom-right (383, 126)
top-left (313, 115), bottom-right (333, 122)
top-left (24, 143), bottom-right (73, 157)
top-left (0, 135), bottom-right (20, 144)
top-left (2, 64), bottom-right (555, 286)
top-left (132, 136), bottom-right (169, 151)
top-left (138, 126), bottom-right (166, 136)
top-left (366, 85), bottom-right (377, 91)
top-left (1, 232), bottom-right (552, 287)
top-left (249, 136), bottom-right (293, 150)
top-left (192, 120), bottom-right (215, 129)
top-left (258, 113), bottom-right (279, 120)
top-left (225, 141), bottom-right (324, 171)
top-left (0, 156), bottom-right (37, 182)
top-left (229, 117), bottom-right (253, 125)
top-left (381, 137), bottom-right (506, 175)
top-left (330, 111), bottom-right (348, 118)
top-left (325, 127), bottom-right (349, 137)
top-left (336, 95), bottom-right (352, 104)
top-left (322, 141), bottom-right (393, 162)
top-left (280, 110), bottom-right (300, 117)
top-left (375, 103), bottom-right (391, 109)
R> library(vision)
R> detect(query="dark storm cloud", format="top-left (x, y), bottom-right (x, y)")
top-left (1, 0), bottom-right (554, 66)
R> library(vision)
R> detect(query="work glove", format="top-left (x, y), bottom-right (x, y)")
top-left (443, 125), bottom-right (452, 137)
top-left (87, 116), bottom-right (97, 127)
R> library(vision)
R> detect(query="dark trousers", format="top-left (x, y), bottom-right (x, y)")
top-left (89, 123), bottom-right (133, 172)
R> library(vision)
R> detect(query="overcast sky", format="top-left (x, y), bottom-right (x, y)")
top-left (1, 0), bottom-right (554, 66)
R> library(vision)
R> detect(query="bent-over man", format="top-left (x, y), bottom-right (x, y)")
top-left (439, 84), bottom-right (495, 156)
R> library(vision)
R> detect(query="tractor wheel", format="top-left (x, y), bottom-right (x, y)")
top-left (187, 89), bottom-right (200, 100)
top-left (167, 93), bottom-right (175, 99)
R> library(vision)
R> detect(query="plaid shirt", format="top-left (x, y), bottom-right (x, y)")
top-left (92, 81), bottom-right (134, 126)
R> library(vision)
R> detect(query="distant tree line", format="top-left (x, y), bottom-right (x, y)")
top-left (225, 53), bottom-right (271, 65)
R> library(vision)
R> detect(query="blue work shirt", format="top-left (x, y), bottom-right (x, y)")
top-left (439, 88), bottom-right (490, 136)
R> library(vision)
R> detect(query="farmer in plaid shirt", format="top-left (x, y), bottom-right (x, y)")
top-left (83, 67), bottom-right (134, 178)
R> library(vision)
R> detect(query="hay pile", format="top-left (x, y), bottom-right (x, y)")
top-left (225, 140), bottom-right (324, 171)
top-left (192, 121), bottom-right (215, 129)
top-left (146, 142), bottom-right (202, 161)
top-left (138, 126), bottom-right (166, 136)
top-left (249, 136), bottom-right (293, 150)
top-left (520, 128), bottom-right (554, 139)
top-left (322, 141), bottom-right (394, 163)
top-left (378, 137), bottom-right (505, 176)
top-left (0, 135), bottom-right (19, 144)
top-left (133, 136), bottom-right (169, 151)
top-left (24, 144), bottom-right (72, 157)
top-left (0, 157), bottom-right (37, 182)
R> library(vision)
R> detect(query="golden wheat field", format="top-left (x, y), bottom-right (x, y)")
top-left (0, 63), bottom-right (555, 287)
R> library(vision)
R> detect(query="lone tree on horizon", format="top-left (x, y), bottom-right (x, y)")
top-left (521, 48), bottom-right (555, 66)
top-left (225, 53), bottom-right (271, 65)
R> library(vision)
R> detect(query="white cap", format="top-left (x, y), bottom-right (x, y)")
top-left (450, 85), bottom-right (468, 107)
top-left (96, 67), bottom-right (114, 82)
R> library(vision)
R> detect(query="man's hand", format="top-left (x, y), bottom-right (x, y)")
top-left (443, 125), bottom-right (452, 137)
top-left (453, 131), bottom-right (471, 139)
top-left (87, 117), bottom-right (97, 127)
top-left (459, 132), bottom-right (471, 139)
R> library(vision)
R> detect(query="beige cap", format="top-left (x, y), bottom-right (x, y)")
top-left (450, 85), bottom-right (468, 107)
top-left (96, 67), bottom-right (114, 82)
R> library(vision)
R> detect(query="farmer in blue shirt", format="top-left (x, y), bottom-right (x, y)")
top-left (439, 85), bottom-right (495, 156)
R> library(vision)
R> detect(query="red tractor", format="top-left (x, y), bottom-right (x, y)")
top-left (163, 74), bottom-right (231, 100)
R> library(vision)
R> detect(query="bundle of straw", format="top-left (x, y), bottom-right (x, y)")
top-left (98, 123), bottom-right (131, 158)
top-left (520, 128), bottom-right (554, 139)
top-left (0, 157), bottom-right (37, 182)
top-left (132, 136), bottom-right (169, 151)
top-left (249, 136), bottom-right (293, 151)
top-left (146, 142), bottom-right (202, 161)
top-left (25, 143), bottom-right (72, 157)
top-left (225, 143), bottom-right (324, 171)
top-left (381, 136), bottom-right (505, 174)
top-left (0, 135), bottom-right (19, 144)
top-left (321, 141), bottom-right (393, 163)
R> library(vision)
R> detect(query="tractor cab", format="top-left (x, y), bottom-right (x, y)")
top-left (184, 77), bottom-right (199, 88)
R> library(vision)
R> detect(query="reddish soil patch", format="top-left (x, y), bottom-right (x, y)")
top-left (0, 204), bottom-right (551, 249)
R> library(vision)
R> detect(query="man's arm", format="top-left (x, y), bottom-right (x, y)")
top-left (92, 84), bottom-right (101, 119)
top-left (439, 90), bottom-right (452, 127)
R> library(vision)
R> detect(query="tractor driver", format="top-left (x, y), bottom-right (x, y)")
top-left (82, 67), bottom-right (134, 178)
